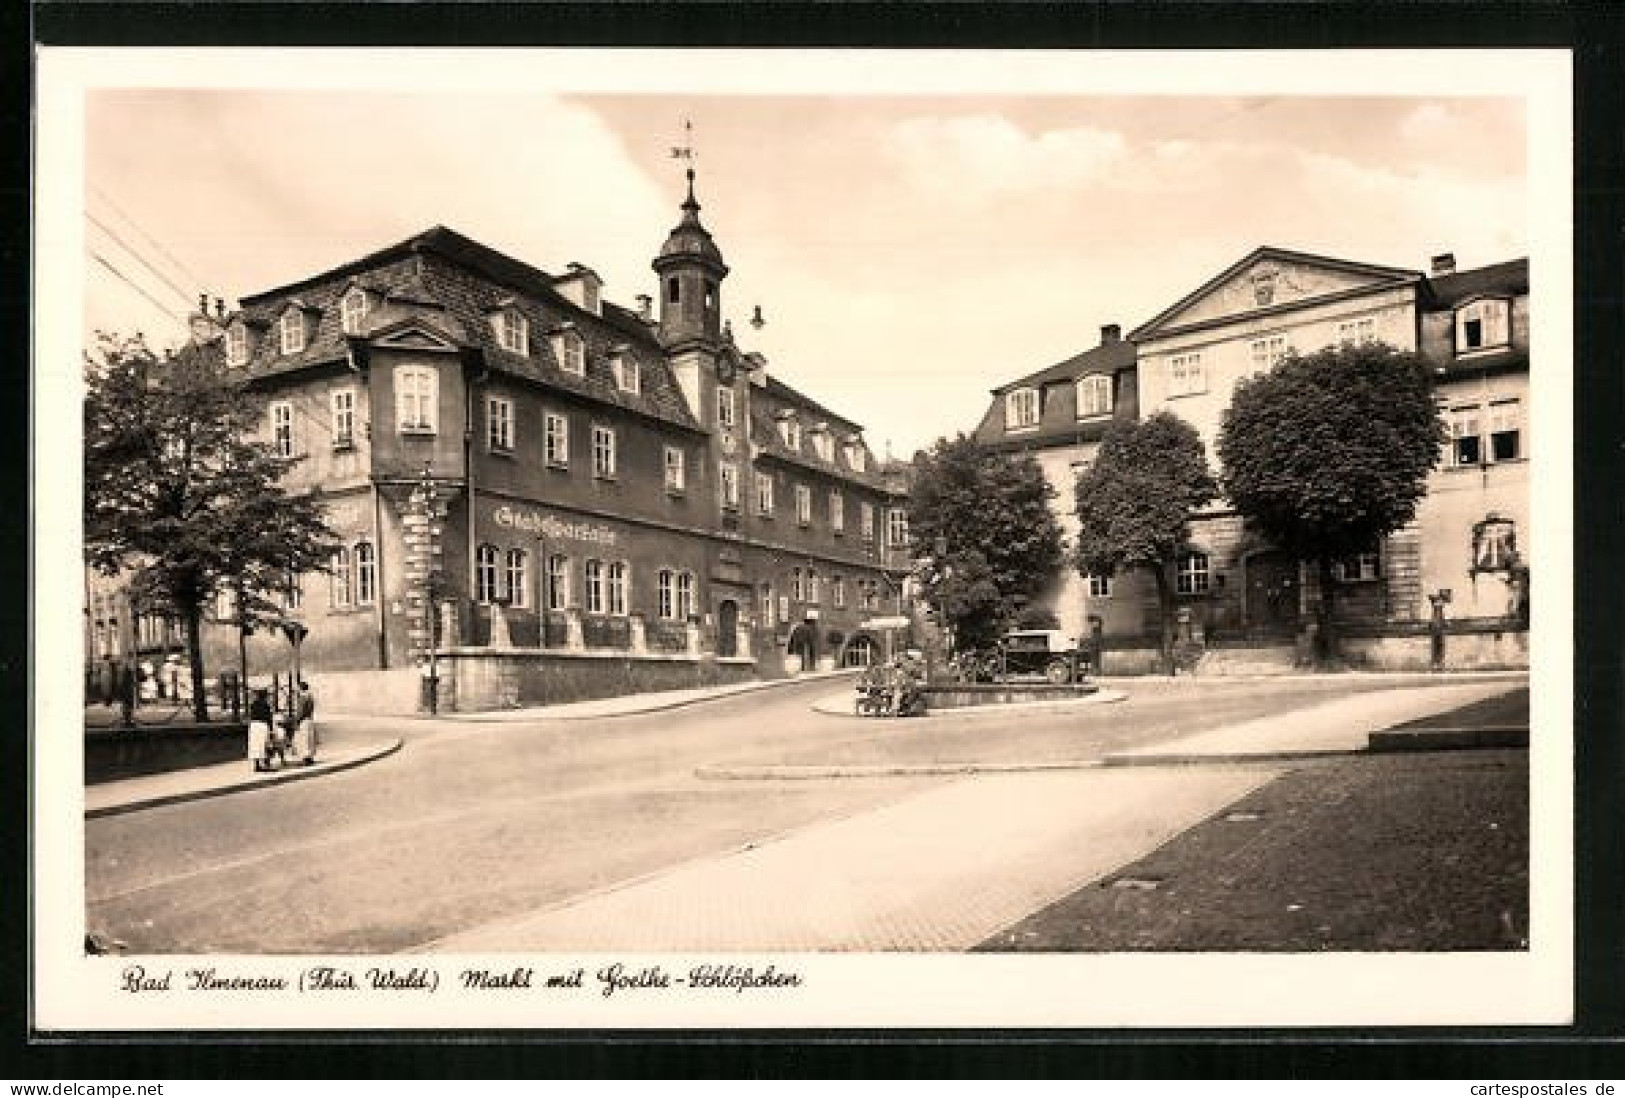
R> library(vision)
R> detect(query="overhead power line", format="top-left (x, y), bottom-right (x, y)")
top-left (89, 183), bottom-right (209, 291)
top-left (87, 210), bottom-right (197, 313)
top-left (89, 249), bottom-right (191, 326)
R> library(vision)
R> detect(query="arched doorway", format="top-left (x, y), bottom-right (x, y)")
top-left (786, 622), bottom-right (817, 673)
top-left (1244, 550), bottom-right (1300, 636)
top-left (717, 599), bottom-right (739, 657)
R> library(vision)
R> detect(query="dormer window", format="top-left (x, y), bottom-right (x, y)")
top-left (1076, 374), bottom-right (1113, 419)
top-left (611, 350), bottom-right (640, 394)
top-left (779, 413), bottom-right (802, 451)
top-left (495, 308), bottom-right (529, 356)
top-left (845, 440), bottom-right (867, 472)
top-left (811, 427), bottom-right (834, 462)
top-left (551, 328), bottom-right (585, 376)
top-left (279, 309), bottom-right (307, 355)
top-left (1456, 298), bottom-right (1510, 355)
top-left (225, 321), bottom-right (250, 367)
top-left (1005, 388), bottom-right (1039, 430)
top-left (341, 287), bottom-right (370, 335)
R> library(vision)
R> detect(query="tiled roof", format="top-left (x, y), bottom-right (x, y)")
top-left (1423, 258), bottom-right (1529, 309)
top-left (973, 338), bottom-right (1137, 452)
top-left (748, 378), bottom-right (892, 491)
top-left (990, 338), bottom-right (1135, 397)
top-left (230, 226), bottom-right (699, 432)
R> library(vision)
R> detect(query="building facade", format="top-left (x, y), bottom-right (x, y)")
top-left (975, 246), bottom-right (1530, 672)
top-left (168, 172), bottom-right (909, 712)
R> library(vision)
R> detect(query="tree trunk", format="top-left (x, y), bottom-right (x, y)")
top-left (1316, 555), bottom-right (1338, 667)
top-left (184, 605), bottom-right (210, 723)
top-left (1151, 562), bottom-right (1176, 677)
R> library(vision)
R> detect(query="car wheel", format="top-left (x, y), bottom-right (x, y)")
top-left (1044, 659), bottom-right (1073, 685)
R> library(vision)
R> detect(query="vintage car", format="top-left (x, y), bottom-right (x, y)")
top-left (995, 628), bottom-right (1089, 684)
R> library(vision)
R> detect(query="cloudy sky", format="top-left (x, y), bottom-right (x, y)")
top-left (74, 54), bottom-right (1533, 458)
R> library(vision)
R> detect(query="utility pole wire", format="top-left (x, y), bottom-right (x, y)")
top-left (87, 211), bottom-right (198, 312)
top-left (89, 249), bottom-right (191, 326)
top-left (89, 183), bottom-right (209, 291)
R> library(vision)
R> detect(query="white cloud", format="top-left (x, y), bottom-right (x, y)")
top-left (885, 114), bottom-right (1128, 205)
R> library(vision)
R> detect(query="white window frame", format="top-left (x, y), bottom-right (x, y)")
top-left (355, 542), bottom-right (376, 606)
top-left (664, 446), bottom-right (686, 493)
top-left (795, 484), bottom-right (812, 526)
top-left (612, 353), bottom-right (640, 394)
top-left (1489, 398), bottom-right (1522, 463)
top-left (331, 546), bottom-right (353, 608)
top-left (475, 544), bottom-right (500, 604)
top-left (847, 443), bottom-right (867, 472)
top-left (1177, 551), bottom-right (1210, 595)
top-left (1337, 317), bottom-right (1376, 346)
top-left (547, 554), bottom-right (571, 611)
top-left (608, 561), bottom-right (628, 616)
top-left (331, 388), bottom-right (356, 448)
top-left (791, 568), bottom-right (804, 602)
top-left (677, 572), bottom-right (696, 620)
top-left (780, 415), bottom-right (801, 450)
top-left (832, 576), bottom-right (846, 609)
top-left (226, 322), bottom-right (249, 367)
top-left (506, 549), bottom-right (529, 609)
top-left (279, 309), bottom-right (306, 355)
top-left (544, 413), bottom-right (569, 467)
top-left (487, 395), bottom-right (514, 453)
top-left (717, 387), bottom-right (737, 428)
top-left (720, 461), bottom-right (740, 510)
top-left (886, 507), bottom-right (908, 551)
top-left (813, 430), bottom-right (834, 462)
top-left (861, 502), bottom-right (876, 542)
top-left (1076, 374), bottom-right (1113, 419)
top-left (756, 473), bottom-right (775, 516)
top-left (341, 288), bottom-right (369, 335)
top-left (658, 569), bottom-right (676, 619)
top-left (1005, 388), bottom-right (1040, 430)
top-left (584, 559), bottom-right (605, 615)
top-left (1333, 548), bottom-right (1383, 583)
top-left (1248, 336), bottom-right (1288, 372)
top-left (497, 309), bottom-right (530, 356)
top-left (1087, 573), bottom-right (1113, 599)
top-left (553, 330), bottom-right (585, 375)
top-left (807, 570), bottom-right (821, 606)
top-left (1447, 405), bottom-right (1484, 468)
top-left (591, 425), bottom-right (617, 479)
top-left (396, 366), bottom-right (438, 434)
top-left (830, 491), bottom-right (845, 534)
top-left (271, 401), bottom-right (294, 457)
top-left (1456, 298), bottom-right (1511, 354)
top-left (1169, 352), bottom-right (1206, 397)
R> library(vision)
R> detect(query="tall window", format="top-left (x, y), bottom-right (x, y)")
top-left (1169, 353), bottom-right (1206, 396)
top-left (1447, 399), bottom-right (1522, 466)
top-left (506, 549), bottom-right (528, 609)
top-left (547, 554), bottom-right (571, 610)
top-left (1447, 405), bottom-right (1483, 467)
top-left (1490, 399), bottom-right (1522, 462)
top-left (791, 568), bottom-right (804, 602)
top-left (780, 415), bottom-right (801, 450)
top-left (1249, 336), bottom-right (1288, 372)
top-left (1076, 374), bottom-right (1113, 418)
top-left (720, 461), bottom-right (740, 510)
top-left (1177, 551), bottom-right (1210, 595)
top-left (1337, 317), bottom-right (1376, 346)
top-left (331, 546), bottom-right (353, 608)
top-left (830, 491), bottom-right (845, 534)
top-left (487, 396), bottom-right (513, 453)
top-left (355, 542), bottom-right (376, 605)
top-left (1087, 573), bottom-right (1112, 598)
top-left (846, 443), bottom-right (867, 472)
top-left (717, 387), bottom-right (736, 428)
top-left (612, 353), bottom-right (640, 394)
top-left (1456, 299), bottom-right (1510, 353)
top-left (545, 413), bottom-right (569, 467)
top-left (331, 388), bottom-right (356, 447)
top-left (341, 288), bottom-right (369, 335)
top-left (795, 484), bottom-right (812, 526)
top-left (475, 544), bottom-right (500, 603)
top-left (592, 425), bottom-right (617, 479)
top-left (832, 576), bottom-right (846, 609)
top-left (497, 309), bottom-right (529, 355)
top-left (861, 502), bottom-right (876, 542)
top-left (760, 583), bottom-right (774, 623)
top-left (396, 366), bottom-right (437, 433)
top-left (279, 310), bottom-right (305, 355)
top-left (886, 507), bottom-right (908, 550)
top-left (812, 430), bottom-right (834, 462)
top-left (664, 446), bottom-right (686, 493)
top-left (756, 472), bottom-right (775, 516)
top-left (677, 572), bottom-right (696, 620)
top-left (608, 561), bottom-right (628, 615)
top-left (1333, 545), bottom-right (1382, 583)
top-left (271, 401), bottom-right (294, 457)
top-left (283, 576), bottom-right (302, 611)
top-left (226, 322), bottom-right (249, 367)
top-left (1005, 388), bottom-right (1039, 429)
top-left (584, 559), bottom-right (605, 614)
top-left (658, 569), bottom-right (676, 619)
top-left (807, 570), bottom-right (821, 605)
top-left (553, 330), bottom-right (585, 375)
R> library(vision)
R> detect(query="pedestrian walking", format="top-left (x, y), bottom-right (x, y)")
top-left (247, 688), bottom-right (277, 772)
top-left (291, 679), bottom-right (319, 765)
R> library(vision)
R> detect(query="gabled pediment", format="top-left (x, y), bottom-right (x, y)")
top-left (1130, 247), bottom-right (1421, 341)
top-left (367, 315), bottom-right (466, 352)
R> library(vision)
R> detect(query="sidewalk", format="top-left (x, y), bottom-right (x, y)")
top-left (426, 680), bottom-right (1529, 952)
top-left (85, 736), bottom-right (403, 819)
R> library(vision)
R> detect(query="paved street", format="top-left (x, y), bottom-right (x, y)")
top-left (85, 673), bottom-right (1524, 954)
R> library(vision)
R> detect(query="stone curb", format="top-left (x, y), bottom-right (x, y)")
top-left (427, 669), bottom-right (862, 724)
top-left (809, 688), bottom-right (1128, 720)
top-left (695, 759), bottom-right (1108, 781)
top-left (84, 739), bottom-right (404, 819)
top-left (1100, 748), bottom-right (1367, 768)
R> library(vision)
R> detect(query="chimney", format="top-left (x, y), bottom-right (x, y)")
top-left (636, 294), bottom-right (653, 322)
top-left (1100, 323), bottom-right (1121, 345)
top-left (1431, 252), bottom-right (1456, 277)
top-left (188, 291), bottom-right (224, 345)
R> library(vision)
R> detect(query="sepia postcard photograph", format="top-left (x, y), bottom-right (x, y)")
top-left (32, 46), bottom-right (1573, 1033)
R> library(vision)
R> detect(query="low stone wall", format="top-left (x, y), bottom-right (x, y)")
top-left (1344, 624), bottom-right (1529, 672)
top-left (305, 667), bottom-right (424, 717)
top-left (86, 725), bottom-right (247, 785)
top-left (441, 649), bottom-right (760, 712)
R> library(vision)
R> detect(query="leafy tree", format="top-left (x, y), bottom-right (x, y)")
top-left (1073, 411), bottom-right (1218, 674)
top-left (907, 434), bottom-right (1064, 651)
top-left (1216, 342), bottom-right (1444, 662)
top-left (84, 333), bottom-right (340, 722)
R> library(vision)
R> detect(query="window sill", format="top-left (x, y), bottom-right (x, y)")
top-left (1455, 343), bottom-right (1513, 360)
top-left (1075, 411), bottom-right (1114, 422)
top-left (488, 447), bottom-right (515, 459)
top-left (666, 487), bottom-right (686, 498)
top-left (546, 461), bottom-right (570, 472)
top-left (399, 427), bottom-right (437, 437)
top-left (1004, 424), bottom-right (1041, 434)
top-left (332, 439), bottom-right (356, 452)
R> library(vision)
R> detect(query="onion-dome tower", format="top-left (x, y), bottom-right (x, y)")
top-left (652, 168), bottom-right (730, 351)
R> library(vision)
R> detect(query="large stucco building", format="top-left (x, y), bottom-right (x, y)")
top-left (974, 246), bottom-right (1530, 671)
top-left (96, 171), bottom-right (912, 713)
